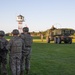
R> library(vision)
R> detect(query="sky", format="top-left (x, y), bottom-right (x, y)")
top-left (0, 0), bottom-right (75, 33)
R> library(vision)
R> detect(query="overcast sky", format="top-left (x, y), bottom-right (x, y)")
top-left (0, 0), bottom-right (75, 33)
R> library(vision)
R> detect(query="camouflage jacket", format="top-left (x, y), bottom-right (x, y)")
top-left (0, 37), bottom-right (8, 55)
top-left (6, 36), bottom-right (25, 54)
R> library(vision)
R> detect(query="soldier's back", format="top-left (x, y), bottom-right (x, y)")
top-left (0, 37), bottom-right (8, 53)
top-left (10, 36), bottom-right (23, 53)
top-left (22, 33), bottom-right (32, 47)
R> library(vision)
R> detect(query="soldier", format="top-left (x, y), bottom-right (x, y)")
top-left (40, 34), bottom-right (44, 42)
top-left (20, 27), bottom-right (33, 75)
top-left (0, 30), bottom-right (8, 75)
top-left (6, 29), bottom-right (25, 75)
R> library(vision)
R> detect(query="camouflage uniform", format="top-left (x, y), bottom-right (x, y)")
top-left (6, 29), bottom-right (25, 75)
top-left (20, 27), bottom-right (33, 75)
top-left (0, 31), bottom-right (8, 75)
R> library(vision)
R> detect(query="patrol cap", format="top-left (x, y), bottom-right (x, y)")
top-left (12, 29), bottom-right (19, 35)
top-left (23, 27), bottom-right (29, 32)
top-left (0, 30), bottom-right (5, 36)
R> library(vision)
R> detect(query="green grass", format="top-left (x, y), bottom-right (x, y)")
top-left (30, 43), bottom-right (75, 75)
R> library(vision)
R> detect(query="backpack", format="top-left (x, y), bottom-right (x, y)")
top-left (11, 38), bottom-right (23, 53)
top-left (24, 34), bottom-right (32, 47)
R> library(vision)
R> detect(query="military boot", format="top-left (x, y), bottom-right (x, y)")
top-left (20, 71), bottom-right (24, 75)
top-left (3, 73), bottom-right (8, 75)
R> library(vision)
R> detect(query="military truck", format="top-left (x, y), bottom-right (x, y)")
top-left (46, 26), bottom-right (75, 44)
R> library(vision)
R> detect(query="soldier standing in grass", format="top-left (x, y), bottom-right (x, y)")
top-left (6, 29), bottom-right (25, 75)
top-left (20, 27), bottom-right (33, 75)
top-left (0, 30), bottom-right (8, 75)
top-left (41, 34), bottom-right (44, 42)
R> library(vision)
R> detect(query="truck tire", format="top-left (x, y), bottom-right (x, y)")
top-left (69, 38), bottom-right (72, 44)
top-left (64, 37), bottom-right (71, 44)
top-left (64, 38), bottom-right (68, 44)
top-left (47, 38), bottom-right (50, 43)
top-left (57, 37), bottom-right (61, 44)
top-left (54, 37), bottom-right (57, 44)
top-left (46, 37), bottom-right (50, 43)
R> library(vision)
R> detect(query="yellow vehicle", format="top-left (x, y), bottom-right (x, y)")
top-left (46, 26), bottom-right (75, 44)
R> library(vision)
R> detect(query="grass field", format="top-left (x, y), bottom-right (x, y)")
top-left (7, 43), bottom-right (75, 75)
top-left (5, 36), bottom-right (75, 75)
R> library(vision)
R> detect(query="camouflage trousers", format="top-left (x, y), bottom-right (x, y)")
top-left (9, 53), bottom-right (22, 75)
top-left (21, 47), bottom-right (32, 72)
top-left (0, 53), bottom-right (8, 75)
